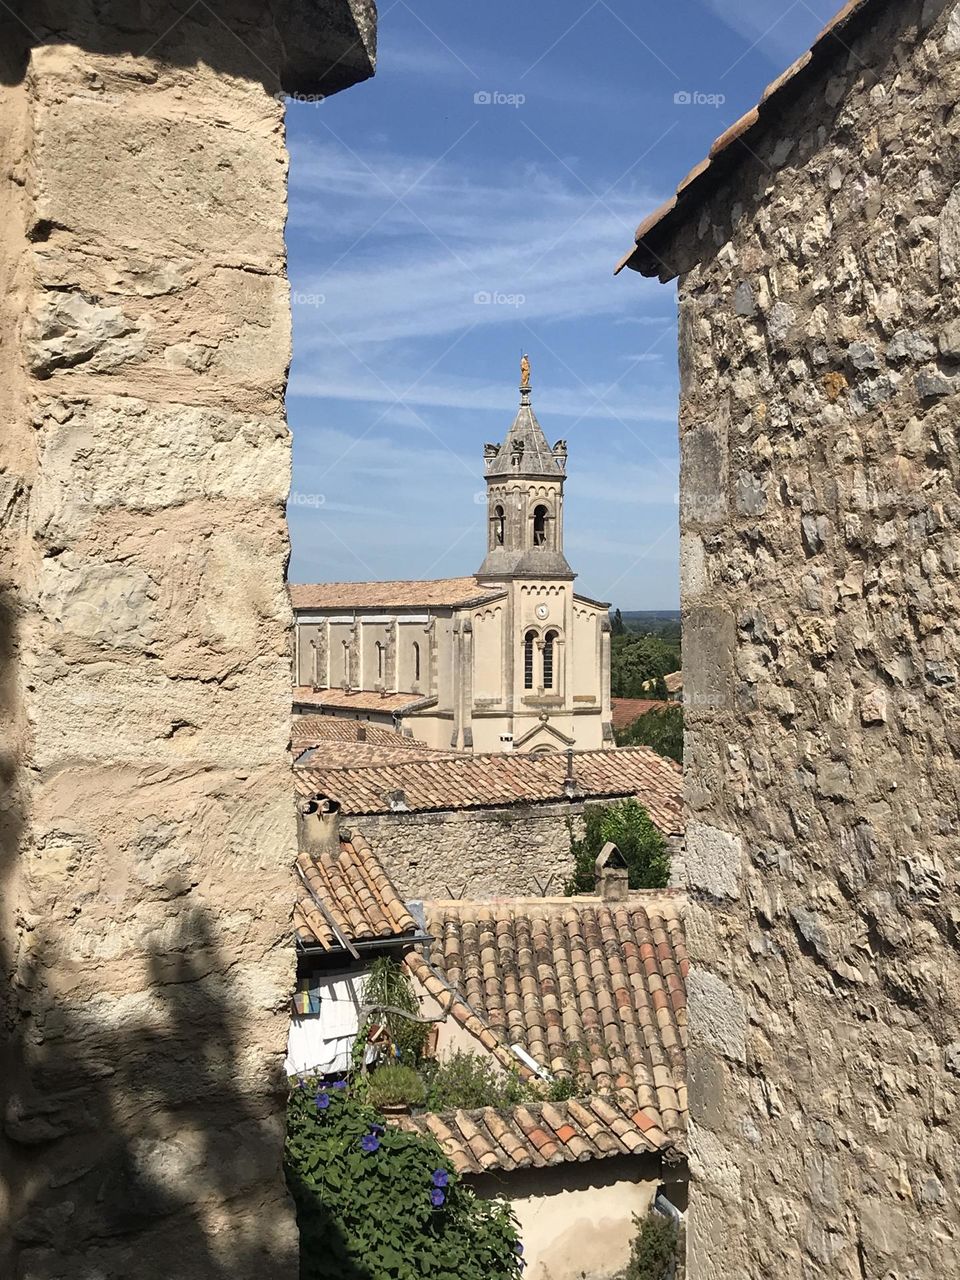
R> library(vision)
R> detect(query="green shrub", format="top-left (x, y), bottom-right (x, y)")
top-left (424, 1051), bottom-right (532, 1112)
top-left (286, 1080), bottom-right (524, 1280)
top-left (566, 799), bottom-right (670, 895)
top-left (620, 1211), bottom-right (680, 1280)
top-left (366, 1063), bottom-right (426, 1109)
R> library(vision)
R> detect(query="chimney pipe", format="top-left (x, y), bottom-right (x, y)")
top-left (563, 748), bottom-right (579, 798)
top-left (297, 794), bottom-right (343, 860)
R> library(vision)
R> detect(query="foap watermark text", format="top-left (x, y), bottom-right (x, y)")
top-left (674, 90), bottom-right (726, 108)
top-left (474, 290), bottom-right (525, 307)
top-left (474, 90), bottom-right (526, 108)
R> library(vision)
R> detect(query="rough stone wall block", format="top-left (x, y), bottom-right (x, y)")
top-left (0, 4), bottom-right (375, 1277)
top-left (656, 2), bottom-right (960, 1276)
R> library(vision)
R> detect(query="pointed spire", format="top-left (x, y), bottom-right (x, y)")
top-left (485, 354), bottom-right (563, 478)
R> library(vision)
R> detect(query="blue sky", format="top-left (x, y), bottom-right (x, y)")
top-left (285, 0), bottom-right (838, 609)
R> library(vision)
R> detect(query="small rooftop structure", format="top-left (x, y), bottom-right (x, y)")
top-left (595, 841), bottom-right (630, 903)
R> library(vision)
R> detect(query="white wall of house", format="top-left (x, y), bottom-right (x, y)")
top-left (471, 1157), bottom-right (666, 1280)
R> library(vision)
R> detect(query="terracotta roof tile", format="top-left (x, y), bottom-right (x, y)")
top-left (292, 717), bottom-right (464, 769)
top-left (409, 893), bottom-right (687, 1153)
top-left (615, 0), bottom-right (884, 278)
top-left (296, 746), bottom-right (683, 834)
top-left (395, 1090), bottom-right (671, 1174)
top-left (294, 831), bottom-right (418, 952)
top-left (290, 577), bottom-right (506, 611)
top-left (611, 698), bottom-right (674, 731)
top-left (293, 716), bottom-right (431, 748)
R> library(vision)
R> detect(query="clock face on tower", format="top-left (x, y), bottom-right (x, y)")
top-left (535, 603), bottom-right (549, 620)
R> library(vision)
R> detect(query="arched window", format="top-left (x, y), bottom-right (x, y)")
top-left (342, 640), bottom-right (351, 685)
top-left (376, 641), bottom-right (384, 680)
top-left (533, 505), bottom-right (548, 546)
top-left (543, 630), bottom-right (558, 689)
top-left (413, 641), bottom-right (421, 683)
top-left (523, 630), bottom-right (536, 690)
top-left (493, 504), bottom-right (505, 546)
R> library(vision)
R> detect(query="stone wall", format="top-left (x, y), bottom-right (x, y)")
top-left (353, 805), bottom-right (583, 900)
top-left (0, 5), bottom-right (374, 1278)
top-left (657, 3), bottom-right (960, 1277)
top-left (352, 798), bottom-right (684, 900)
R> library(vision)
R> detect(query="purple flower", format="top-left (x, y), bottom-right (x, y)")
top-left (360, 1134), bottom-right (381, 1154)
top-left (430, 1188), bottom-right (446, 1207)
top-left (315, 1091), bottom-right (330, 1111)
top-left (432, 1169), bottom-right (449, 1189)
top-left (332, 1079), bottom-right (348, 1090)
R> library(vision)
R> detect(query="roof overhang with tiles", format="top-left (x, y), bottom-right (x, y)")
top-left (290, 577), bottom-right (508, 612)
top-left (294, 830), bottom-right (426, 957)
top-left (615, 0), bottom-right (885, 280)
top-left (294, 745), bottom-right (683, 834)
top-left (397, 891), bottom-right (688, 1172)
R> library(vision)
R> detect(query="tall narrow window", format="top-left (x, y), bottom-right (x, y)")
top-left (342, 640), bottom-right (351, 686)
top-left (413, 641), bottom-right (421, 683)
top-left (524, 630), bottom-right (536, 690)
top-left (533, 505), bottom-right (548, 546)
top-left (543, 630), bottom-right (557, 690)
top-left (493, 504), bottom-right (505, 546)
top-left (376, 642), bottom-right (384, 680)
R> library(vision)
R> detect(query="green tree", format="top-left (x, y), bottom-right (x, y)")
top-left (616, 705), bottom-right (683, 765)
top-left (611, 607), bottom-right (626, 636)
top-left (610, 633), bottom-right (681, 697)
top-left (566, 799), bottom-right (670, 895)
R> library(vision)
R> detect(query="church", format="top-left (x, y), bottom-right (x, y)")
top-left (291, 359), bottom-right (613, 754)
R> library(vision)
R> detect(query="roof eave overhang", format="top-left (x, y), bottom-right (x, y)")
top-left (614, 0), bottom-right (885, 281)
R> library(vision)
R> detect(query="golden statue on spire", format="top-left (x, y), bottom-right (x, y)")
top-left (520, 353), bottom-right (530, 389)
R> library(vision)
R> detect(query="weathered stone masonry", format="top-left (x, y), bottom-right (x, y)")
top-left (0, 4), bottom-right (375, 1277)
top-left (624, 2), bottom-right (960, 1277)
top-left (353, 799), bottom-right (685, 901)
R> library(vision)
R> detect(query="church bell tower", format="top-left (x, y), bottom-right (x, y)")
top-left (477, 356), bottom-right (574, 583)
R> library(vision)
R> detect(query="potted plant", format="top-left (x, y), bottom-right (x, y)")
top-left (366, 1063), bottom-right (426, 1116)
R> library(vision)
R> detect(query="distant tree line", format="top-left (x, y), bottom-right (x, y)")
top-left (609, 612), bottom-right (680, 699)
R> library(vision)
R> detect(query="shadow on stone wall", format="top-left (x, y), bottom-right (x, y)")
top-left (0, 585), bottom-right (304, 1277)
top-left (0, 587), bottom-right (27, 1275)
top-left (5, 903), bottom-right (311, 1279)
top-left (0, 0), bottom-right (376, 96)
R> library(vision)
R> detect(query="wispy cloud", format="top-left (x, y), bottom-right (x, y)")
top-left (701, 0), bottom-right (838, 68)
top-left (288, 366), bottom-right (677, 426)
top-left (287, 139), bottom-right (668, 349)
